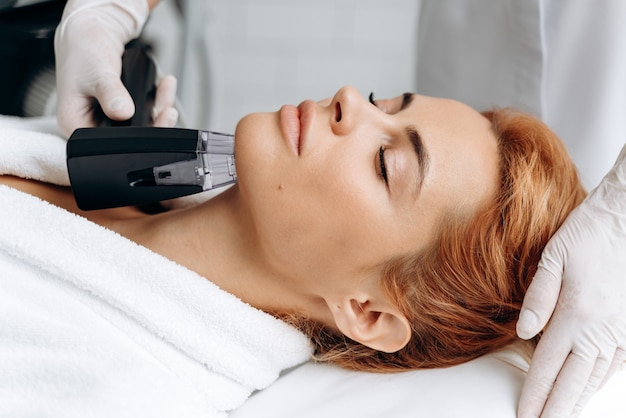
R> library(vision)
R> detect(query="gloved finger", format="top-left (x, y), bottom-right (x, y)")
top-left (517, 265), bottom-right (562, 340)
top-left (153, 107), bottom-right (179, 128)
top-left (599, 347), bottom-right (626, 389)
top-left (153, 75), bottom-right (177, 117)
top-left (93, 72), bottom-right (136, 122)
top-left (517, 330), bottom-right (571, 418)
top-left (541, 351), bottom-right (596, 417)
top-left (570, 354), bottom-right (613, 417)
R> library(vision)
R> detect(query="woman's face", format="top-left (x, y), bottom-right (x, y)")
top-left (234, 86), bottom-right (498, 293)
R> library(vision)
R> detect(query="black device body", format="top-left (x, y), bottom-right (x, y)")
top-left (67, 127), bottom-right (203, 211)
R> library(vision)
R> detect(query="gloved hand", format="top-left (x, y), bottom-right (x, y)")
top-left (55, 0), bottom-right (175, 135)
top-left (517, 144), bottom-right (626, 418)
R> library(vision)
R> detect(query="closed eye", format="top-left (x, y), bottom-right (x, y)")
top-left (379, 146), bottom-right (388, 183)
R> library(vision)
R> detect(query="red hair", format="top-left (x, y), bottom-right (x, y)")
top-left (281, 108), bottom-right (586, 372)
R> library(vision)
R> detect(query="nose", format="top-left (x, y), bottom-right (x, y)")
top-left (329, 86), bottom-right (369, 136)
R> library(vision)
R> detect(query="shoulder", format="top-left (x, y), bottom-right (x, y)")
top-left (0, 175), bottom-right (144, 222)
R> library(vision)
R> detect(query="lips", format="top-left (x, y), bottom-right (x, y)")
top-left (279, 104), bottom-right (301, 156)
top-left (297, 100), bottom-right (315, 154)
top-left (280, 100), bottom-right (315, 156)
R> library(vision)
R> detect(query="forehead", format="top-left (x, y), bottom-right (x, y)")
top-left (404, 94), bottom-right (498, 216)
top-left (409, 95), bottom-right (490, 134)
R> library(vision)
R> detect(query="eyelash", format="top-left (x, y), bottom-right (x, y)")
top-left (370, 92), bottom-right (388, 184)
top-left (379, 146), bottom-right (388, 183)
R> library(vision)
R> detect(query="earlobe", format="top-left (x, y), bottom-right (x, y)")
top-left (331, 298), bottom-right (411, 353)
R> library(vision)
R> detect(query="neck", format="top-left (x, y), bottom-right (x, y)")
top-left (112, 186), bottom-right (329, 322)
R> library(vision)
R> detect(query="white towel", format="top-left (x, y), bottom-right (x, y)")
top-left (0, 115), bottom-right (69, 185)
top-left (0, 116), bottom-right (312, 417)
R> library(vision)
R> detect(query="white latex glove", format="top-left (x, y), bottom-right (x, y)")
top-left (517, 143), bottom-right (626, 418)
top-left (55, 0), bottom-right (175, 135)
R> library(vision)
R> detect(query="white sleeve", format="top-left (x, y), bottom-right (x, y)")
top-left (416, 0), bottom-right (626, 190)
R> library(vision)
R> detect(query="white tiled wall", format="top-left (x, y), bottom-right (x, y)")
top-left (144, 0), bottom-right (420, 132)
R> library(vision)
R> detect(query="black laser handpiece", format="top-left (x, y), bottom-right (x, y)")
top-left (66, 127), bottom-right (237, 210)
top-left (94, 39), bottom-right (157, 127)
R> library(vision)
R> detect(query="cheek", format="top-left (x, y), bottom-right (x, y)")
top-left (272, 172), bottom-right (394, 272)
top-left (258, 173), bottom-right (359, 267)
top-left (259, 171), bottom-right (384, 273)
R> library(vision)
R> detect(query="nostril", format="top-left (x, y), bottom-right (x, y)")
top-left (335, 102), bottom-right (342, 122)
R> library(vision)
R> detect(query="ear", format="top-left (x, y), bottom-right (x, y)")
top-left (329, 297), bottom-right (411, 353)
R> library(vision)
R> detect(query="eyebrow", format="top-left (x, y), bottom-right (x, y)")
top-left (399, 93), bottom-right (429, 195)
top-left (406, 127), bottom-right (429, 195)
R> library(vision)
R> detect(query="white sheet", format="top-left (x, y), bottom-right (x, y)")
top-left (232, 344), bottom-right (626, 417)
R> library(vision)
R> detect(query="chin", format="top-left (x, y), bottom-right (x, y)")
top-left (233, 111), bottom-right (287, 204)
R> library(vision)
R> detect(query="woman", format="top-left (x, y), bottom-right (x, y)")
top-left (49, 0), bottom-right (623, 415)
top-left (0, 86), bottom-right (584, 372)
